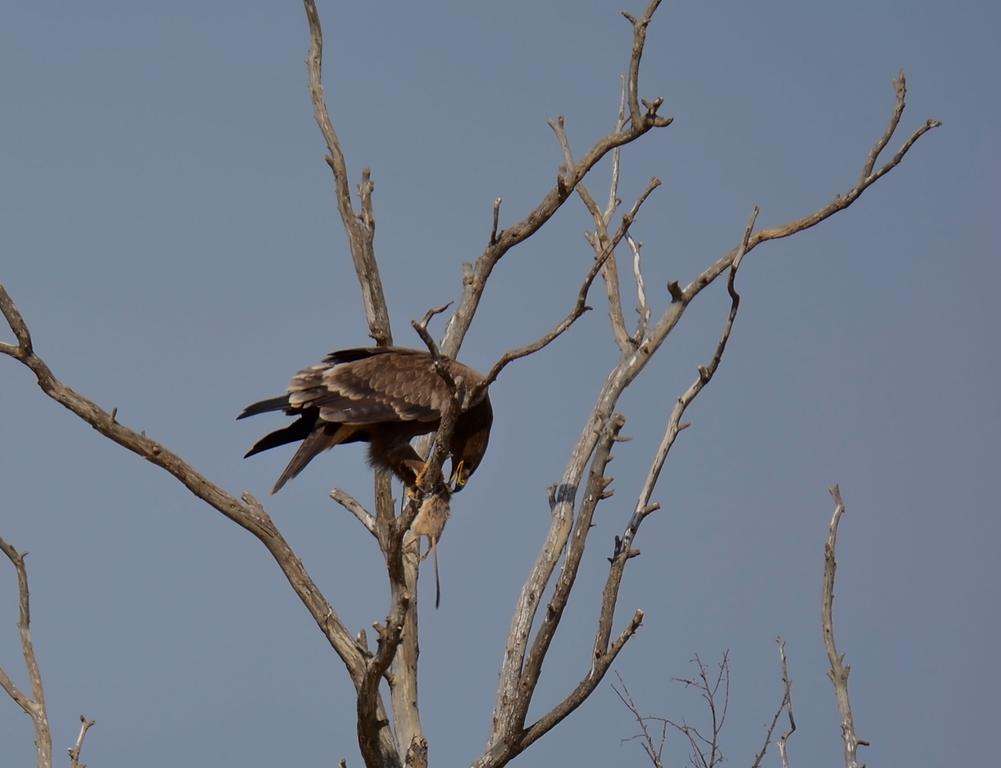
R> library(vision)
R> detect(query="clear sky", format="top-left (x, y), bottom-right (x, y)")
top-left (2, 1), bottom-right (998, 766)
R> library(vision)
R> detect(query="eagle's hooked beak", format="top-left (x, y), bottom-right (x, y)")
top-left (449, 459), bottom-right (467, 493)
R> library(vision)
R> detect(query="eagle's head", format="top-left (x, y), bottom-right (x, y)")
top-left (448, 394), bottom-right (493, 492)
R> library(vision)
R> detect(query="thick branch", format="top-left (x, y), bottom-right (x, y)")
top-left (512, 415), bottom-right (627, 730)
top-left (823, 485), bottom-right (864, 768)
top-left (475, 609), bottom-right (644, 768)
top-left (0, 536), bottom-right (53, 768)
top-left (371, 353), bottom-right (464, 764)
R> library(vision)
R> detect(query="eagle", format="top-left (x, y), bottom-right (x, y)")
top-left (238, 347), bottom-right (492, 494)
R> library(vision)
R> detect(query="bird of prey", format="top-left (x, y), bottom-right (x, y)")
top-left (238, 347), bottom-right (492, 494)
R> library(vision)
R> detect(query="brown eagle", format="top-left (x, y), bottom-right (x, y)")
top-left (239, 347), bottom-right (492, 494)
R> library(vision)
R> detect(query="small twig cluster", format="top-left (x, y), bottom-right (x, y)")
top-left (618, 487), bottom-right (867, 768)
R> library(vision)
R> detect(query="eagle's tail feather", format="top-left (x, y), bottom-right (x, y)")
top-left (243, 415), bottom-right (314, 459)
top-left (270, 424), bottom-right (355, 494)
top-left (237, 395), bottom-right (290, 420)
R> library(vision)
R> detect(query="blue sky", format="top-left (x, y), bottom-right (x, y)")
top-left (2, 1), bottom-right (998, 766)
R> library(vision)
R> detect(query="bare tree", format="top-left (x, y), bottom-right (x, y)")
top-left (1, 1), bottom-right (937, 766)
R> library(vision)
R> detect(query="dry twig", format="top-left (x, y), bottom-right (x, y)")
top-left (665, 653), bottom-right (730, 768)
top-left (613, 672), bottom-right (667, 768)
top-left (777, 639), bottom-right (797, 768)
top-left (752, 638), bottom-right (796, 768)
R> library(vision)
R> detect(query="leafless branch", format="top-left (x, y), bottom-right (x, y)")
top-left (513, 608), bottom-right (644, 759)
top-left (1, 284), bottom-right (400, 766)
top-left (515, 415), bottom-right (627, 724)
top-left (302, 0), bottom-right (391, 347)
top-left (613, 672), bottom-right (666, 768)
top-left (439, 1), bottom-right (672, 361)
top-left (411, 303), bottom-right (455, 376)
top-left (626, 234), bottom-right (651, 337)
top-left (630, 207), bottom-right (756, 559)
top-left (752, 638), bottom-right (795, 768)
top-left (0, 535), bottom-right (53, 768)
top-left (550, 113), bottom-right (632, 352)
top-left (777, 640), bottom-right (796, 768)
top-left (330, 489), bottom-right (377, 536)
top-left (67, 715), bottom-right (96, 768)
top-left (489, 198), bottom-right (503, 246)
top-left (823, 485), bottom-right (865, 768)
top-left (684, 74), bottom-right (939, 303)
top-left (474, 415), bottom-right (647, 768)
top-left (861, 70), bottom-right (907, 183)
top-left (615, 655), bottom-right (730, 768)
top-left (0, 286), bottom-right (32, 358)
top-left (605, 78), bottom-right (628, 221)
top-left (664, 653), bottom-right (729, 768)
top-left (474, 175), bottom-right (661, 402)
top-left (621, 1), bottom-right (669, 132)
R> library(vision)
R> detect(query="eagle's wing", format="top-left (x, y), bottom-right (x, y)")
top-left (288, 349), bottom-right (482, 425)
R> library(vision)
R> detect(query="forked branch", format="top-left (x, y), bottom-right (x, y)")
top-left (67, 715), bottom-right (96, 768)
top-left (684, 72), bottom-right (939, 302)
top-left (303, 0), bottom-right (391, 347)
top-left (0, 535), bottom-right (52, 768)
top-left (440, 0), bottom-right (672, 360)
top-left (752, 638), bottom-right (795, 768)
top-left (613, 673), bottom-right (667, 768)
top-left (475, 176), bottom-right (660, 398)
